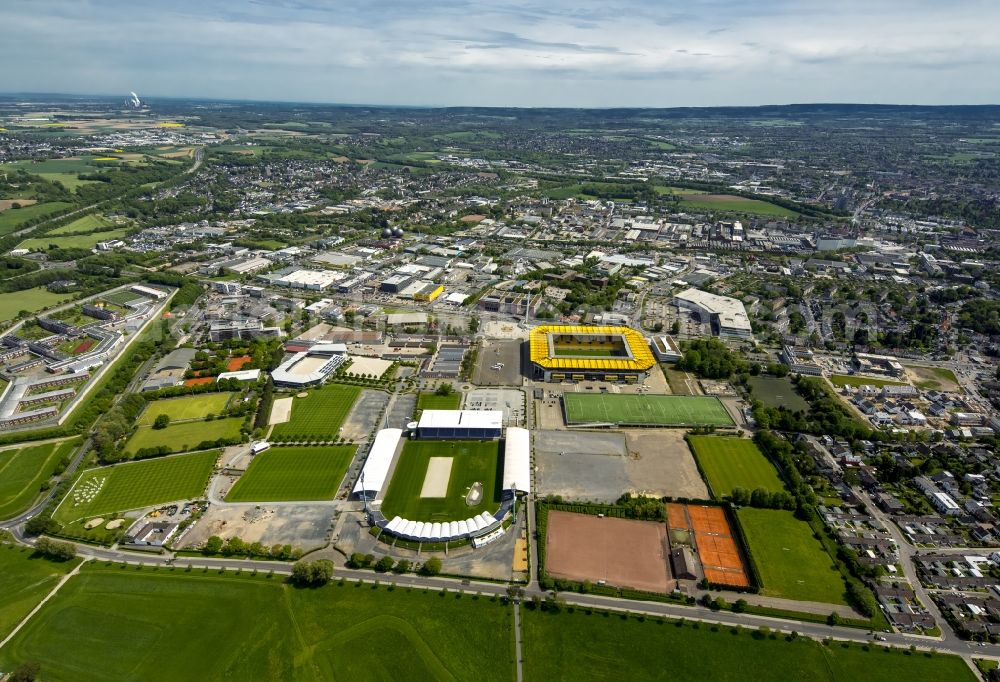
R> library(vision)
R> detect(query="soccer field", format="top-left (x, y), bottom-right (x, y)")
top-left (225, 446), bottom-right (356, 502)
top-left (138, 393), bottom-right (235, 425)
top-left (54, 450), bottom-right (218, 523)
top-left (737, 508), bottom-right (848, 605)
top-left (271, 384), bottom-right (361, 440)
top-left (123, 417), bottom-right (244, 456)
top-left (688, 436), bottom-right (785, 498)
top-left (0, 439), bottom-right (78, 520)
top-left (380, 440), bottom-right (502, 522)
top-left (0, 567), bottom-right (515, 682)
top-left (563, 393), bottom-right (733, 426)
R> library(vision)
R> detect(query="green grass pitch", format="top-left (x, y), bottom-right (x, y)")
top-left (0, 566), bottom-right (515, 681)
top-left (0, 544), bottom-right (80, 640)
top-left (271, 384), bottom-right (361, 440)
top-left (0, 439), bottom-right (78, 520)
top-left (225, 446), bottom-right (356, 502)
top-left (414, 391), bottom-right (461, 416)
top-left (123, 417), bottom-right (243, 456)
top-left (563, 393), bottom-right (733, 426)
top-left (522, 606), bottom-right (972, 682)
top-left (138, 393), bottom-right (234, 425)
top-left (737, 508), bottom-right (848, 605)
top-left (688, 436), bottom-right (785, 498)
top-left (54, 450), bottom-right (218, 523)
top-left (380, 440), bottom-right (502, 522)
top-left (828, 374), bottom-right (907, 388)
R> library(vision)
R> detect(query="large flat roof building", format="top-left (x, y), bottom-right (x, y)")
top-left (674, 288), bottom-right (752, 339)
top-left (416, 410), bottom-right (503, 440)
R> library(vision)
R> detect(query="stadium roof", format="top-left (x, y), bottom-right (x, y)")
top-left (529, 325), bottom-right (656, 372)
top-left (417, 410), bottom-right (503, 430)
top-left (674, 288), bottom-right (752, 333)
top-left (502, 427), bottom-right (531, 493)
top-left (352, 428), bottom-right (403, 498)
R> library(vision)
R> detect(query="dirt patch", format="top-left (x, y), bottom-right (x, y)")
top-left (179, 503), bottom-right (334, 551)
top-left (623, 430), bottom-right (709, 500)
top-left (269, 397), bottom-right (293, 425)
top-left (0, 199), bottom-right (37, 212)
top-left (345, 356), bottom-right (394, 378)
top-left (545, 511), bottom-right (672, 593)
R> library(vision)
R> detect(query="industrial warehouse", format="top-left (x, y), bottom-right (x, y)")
top-left (528, 324), bottom-right (656, 383)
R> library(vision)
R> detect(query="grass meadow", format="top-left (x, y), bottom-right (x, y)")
top-left (688, 436), bottom-right (785, 498)
top-left (225, 446), bottom-right (355, 502)
top-left (737, 508), bottom-right (848, 605)
top-left (0, 201), bottom-right (74, 234)
top-left (380, 440), bottom-right (502, 522)
top-left (0, 439), bottom-right (79, 520)
top-left (0, 566), bottom-right (514, 681)
top-left (521, 607), bottom-right (972, 682)
top-left (0, 543), bottom-right (80, 640)
top-left (0, 287), bottom-right (72, 322)
top-left (137, 393), bottom-right (234, 425)
top-left (123, 417), bottom-right (243, 456)
top-left (54, 450), bottom-right (218, 523)
top-left (747, 376), bottom-right (811, 411)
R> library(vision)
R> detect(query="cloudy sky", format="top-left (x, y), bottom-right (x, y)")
top-left (1, 0), bottom-right (996, 107)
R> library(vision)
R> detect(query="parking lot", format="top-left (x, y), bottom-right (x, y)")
top-left (465, 388), bottom-right (525, 426)
top-left (474, 339), bottom-right (522, 386)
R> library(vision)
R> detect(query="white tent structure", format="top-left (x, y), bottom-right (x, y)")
top-left (352, 428), bottom-right (402, 499)
top-left (502, 427), bottom-right (531, 494)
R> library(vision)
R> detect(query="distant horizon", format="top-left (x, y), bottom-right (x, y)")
top-left (1, 91), bottom-right (998, 112)
top-left (1, 1), bottom-right (996, 108)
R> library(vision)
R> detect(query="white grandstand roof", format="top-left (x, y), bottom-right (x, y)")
top-left (352, 428), bottom-right (403, 498)
top-left (217, 369), bottom-right (261, 382)
top-left (674, 287), bottom-right (752, 332)
top-left (503, 427), bottom-right (531, 493)
top-left (417, 410), bottom-right (503, 430)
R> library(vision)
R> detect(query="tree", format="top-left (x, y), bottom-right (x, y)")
top-left (375, 555), bottom-right (395, 573)
top-left (34, 537), bottom-right (76, 561)
top-left (733, 599), bottom-right (748, 613)
top-left (11, 662), bottom-right (41, 682)
top-left (730, 487), bottom-right (751, 506)
top-left (24, 515), bottom-right (58, 537)
top-left (393, 559), bottom-right (412, 574)
top-left (153, 414), bottom-right (171, 430)
top-left (203, 535), bottom-right (223, 555)
top-left (420, 557), bottom-right (442, 576)
top-left (435, 383), bottom-right (454, 397)
top-left (291, 559), bottom-right (334, 586)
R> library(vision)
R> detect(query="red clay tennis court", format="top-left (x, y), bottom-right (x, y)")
top-left (226, 355), bottom-right (252, 371)
top-left (670, 503), bottom-right (750, 588)
top-left (545, 510), bottom-right (672, 593)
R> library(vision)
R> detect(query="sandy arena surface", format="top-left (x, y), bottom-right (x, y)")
top-left (545, 511), bottom-right (672, 593)
top-left (269, 397), bottom-right (293, 425)
top-left (420, 457), bottom-right (453, 498)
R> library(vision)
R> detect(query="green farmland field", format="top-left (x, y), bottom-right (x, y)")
top-left (271, 384), bottom-right (361, 440)
top-left (380, 440), bottom-right (502, 522)
top-left (54, 450), bottom-right (218, 523)
top-left (522, 607), bottom-right (972, 682)
top-left (48, 213), bottom-right (114, 235)
top-left (17, 227), bottom-right (129, 252)
top-left (226, 446), bottom-right (355, 502)
top-left (737, 508), bottom-right (848, 605)
top-left (0, 286), bottom-right (72, 322)
top-left (678, 194), bottom-right (798, 217)
top-left (123, 417), bottom-right (243, 456)
top-left (0, 439), bottom-right (79, 520)
top-left (0, 566), bottom-right (514, 681)
top-left (688, 436), bottom-right (785, 498)
top-left (138, 393), bottom-right (234, 425)
top-left (0, 201), bottom-right (73, 234)
top-left (0, 543), bottom-right (80, 640)
top-left (563, 393), bottom-right (733, 427)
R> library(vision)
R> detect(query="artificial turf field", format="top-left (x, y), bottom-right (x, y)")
top-left (737, 508), bottom-right (848, 605)
top-left (123, 417), bottom-right (243, 456)
top-left (271, 384), bottom-right (361, 440)
top-left (563, 393), bottom-right (733, 427)
top-left (0, 439), bottom-right (78, 520)
top-left (687, 436), bottom-right (785, 498)
top-left (521, 608), bottom-right (973, 682)
top-left (0, 567), bottom-right (515, 682)
top-left (225, 446), bottom-right (356, 502)
top-left (54, 450), bottom-right (218, 523)
top-left (379, 440), bottom-right (502, 522)
top-left (0, 543), bottom-right (80, 640)
top-left (137, 393), bottom-right (235, 425)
